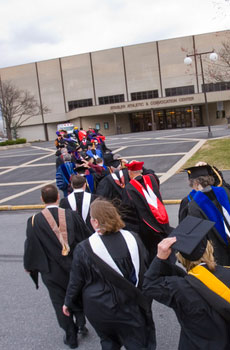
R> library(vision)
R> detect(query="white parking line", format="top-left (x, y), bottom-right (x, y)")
top-left (31, 145), bottom-right (56, 152)
top-left (0, 152), bottom-right (55, 176)
top-left (0, 181), bottom-right (52, 186)
top-left (124, 153), bottom-right (186, 159)
top-left (159, 139), bottom-right (206, 184)
top-left (0, 180), bottom-right (56, 204)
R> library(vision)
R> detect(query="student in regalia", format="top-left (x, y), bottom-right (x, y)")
top-left (59, 174), bottom-right (97, 233)
top-left (63, 198), bottom-right (156, 350)
top-left (123, 160), bottom-right (172, 260)
top-left (24, 184), bottom-right (91, 349)
top-left (179, 163), bottom-right (230, 222)
top-left (179, 164), bottom-right (230, 266)
top-left (143, 216), bottom-right (230, 350)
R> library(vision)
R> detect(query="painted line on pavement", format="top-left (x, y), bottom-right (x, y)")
top-left (31, 145), bottom-right (56, 152)
top-left (159, 139), bottom-right (206, 184)
top-left (124, 152), bottom-right (186, 158)
top-left (0, 152), bottom-right (53, 158)
top-left (0, 180), bottom-right (56, 204)
top-left (0, 181), bottom-right (52, 186)
top-left (0, 152), bottom-right (55, 176)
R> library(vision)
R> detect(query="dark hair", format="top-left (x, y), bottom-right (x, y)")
top-left (189, 175), bottom-right (215, 188)
top-left (41, 184), bottom-right (58, 203)
top-left (71, 174), bottom-right (86, 189)
top-left (90, 198), bottom-right (125, 234)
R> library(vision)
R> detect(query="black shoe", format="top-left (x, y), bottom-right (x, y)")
top-left (63, 334), bottom-right (78, 349)
top-left (77, 325), bottom-right (88, 336)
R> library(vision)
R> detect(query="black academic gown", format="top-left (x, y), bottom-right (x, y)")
top-left (143, 258), bottom-right (230, 350)
top-left (187, 188), bottom-right (230, 266)
top-left (123, 174), bottom-right (172, 259)
top-left (24, 207), bottom-right (91, 332)
top-left (65, 231), bottom-right (156, 350)
top-left (96, 168), bottom-right (130, 200)
top-left (96, 168), bottom-right (140, 233)
top-left (59, 191), bottom-right (97, 233)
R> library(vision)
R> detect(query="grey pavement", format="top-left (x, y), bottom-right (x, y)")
top-left (1, 125), bottom-right (230, 207)
top-left (1, 206), bottom-right (180, 350)
top-left (1, 125), bottom-right (230, 349)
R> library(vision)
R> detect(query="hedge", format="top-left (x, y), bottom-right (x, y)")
top-left (0, 138), bottom-right (27, 146)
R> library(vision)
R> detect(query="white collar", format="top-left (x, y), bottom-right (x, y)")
top-left (73, 189), bottom-right (84, 193)
top-left (45, 205), bottom-right (59, 209)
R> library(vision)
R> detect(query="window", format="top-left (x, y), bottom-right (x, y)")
top-left (104, 122), bottom-right (109, 130)
top-left (95, 123), bottom-right (100, 130)
top-left (131, 90), bottom-right (158, 101)
top-left (68, 98), bottom-right (93, 111)
top-left (216, 110), bottom-right (225, 119)
top-left (98, 94), bottom-right (125, 105)
top-left (165, 85), bottom-right (194, 97)
top-left (202, 81), bottom-right (230, 93)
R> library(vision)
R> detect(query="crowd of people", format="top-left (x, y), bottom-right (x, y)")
top-left (23, 129), bottom-right (230, 349)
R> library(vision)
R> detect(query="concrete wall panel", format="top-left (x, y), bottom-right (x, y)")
top-left (124, 42), bottom-right (160, 96)
top-left (92, 48), bottom-right (126, 100)
top-left (61, 54), bottom-right (95, 107)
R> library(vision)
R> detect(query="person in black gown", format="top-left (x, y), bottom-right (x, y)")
top-left (63, 198), bottom-right (156, 350)
top-left (143, 216), bottom-right (230, 350)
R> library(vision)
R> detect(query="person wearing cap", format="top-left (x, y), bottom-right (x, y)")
top-left (55, 132), bottom-right (67, 150)
top-left (179, 164), bottom-right (230, 266)
top-left (142, 216), bottom-right (230, 350)
top-left (179, 163), bottom-right (230, 222)
top-left (86, 141), bottom-right (103, 162)
top-left (96, 153), bottom-right (129, 198)
top-left (24, 184), bottom-right (91, 349)
top-left (123, 160), bottom-right (172, 260)
top-left (56, 153), bottom-right (77, 197)
top-left (60, 174), bottom-right (98, 233)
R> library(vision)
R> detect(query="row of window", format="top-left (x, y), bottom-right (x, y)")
top-left (98, 94), bottom-right (125, 105)
top-left (202, 81), bottom-right (230, 93)
top-left (165, 85), bottom-right (194, 97)
top-left (68, 98), bottom-right (93, 111)
top-left (67, 82), bottom-right (230, 110)
top-left (131, 90), bottom-right (158, 100)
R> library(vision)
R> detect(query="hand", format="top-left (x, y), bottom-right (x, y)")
top-left (62, 305), bottom-right (70, 317)
top-left (157, 237), bottom-right (177, 260)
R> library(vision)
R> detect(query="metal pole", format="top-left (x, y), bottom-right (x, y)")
top-left (199, 55), bottom-right (212, 138)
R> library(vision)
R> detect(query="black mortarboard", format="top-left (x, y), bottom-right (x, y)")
top-left (75, 159), bottom-right (84, 165)
top-left (169, 216), bottom-right (215, 261)
top-left (184, 165), bottom-right (213, 179)
top-left (104, 152), bottom-right (120, 167)
top-left (75, 165), bottom-right (87, 175)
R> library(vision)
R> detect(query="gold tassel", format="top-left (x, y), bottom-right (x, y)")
top-left (62, 243), bottom-right (70, 256)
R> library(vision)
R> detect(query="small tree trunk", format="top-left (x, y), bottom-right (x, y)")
top-left (6, 125), bottom-right (12, 140)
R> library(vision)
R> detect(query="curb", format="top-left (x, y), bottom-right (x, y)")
top-left (0, 200), bottom-right (182, 211)
top-left (0, 142), bottom-right (31, 151)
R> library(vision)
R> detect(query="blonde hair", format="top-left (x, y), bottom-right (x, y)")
top-left (90, 198), bottom-right (125, 234)
top-left (176, 240), bottom-right (216, 272)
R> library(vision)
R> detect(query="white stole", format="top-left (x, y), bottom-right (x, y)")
top-left (89, 229), bottom-right (140, 286)
top-left (68, 190), bottom-right (91, 222)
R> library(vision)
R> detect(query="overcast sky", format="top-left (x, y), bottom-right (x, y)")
top-left (0, 0), bottom-right (229, 69)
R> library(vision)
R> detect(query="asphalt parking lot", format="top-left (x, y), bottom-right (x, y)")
top-left (1, 125), bottom-right (230, 207)
top-left (1, 125), bottom-right (230, 349)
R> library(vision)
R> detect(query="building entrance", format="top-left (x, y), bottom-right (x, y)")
top-left (130, 111), bottom-right (152, 132)
top-left (130, 106), bottom-right (203, 132)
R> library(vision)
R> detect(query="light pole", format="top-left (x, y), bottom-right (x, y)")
top-left (184, 50), bottom-right (218, 138)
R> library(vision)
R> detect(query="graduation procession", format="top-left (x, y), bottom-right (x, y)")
top-left (22, 129), bottom-right (230, 350)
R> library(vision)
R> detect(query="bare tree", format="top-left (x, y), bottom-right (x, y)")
top-left (204, 40), bottom-right (230, 83)
top-left (0, 79), bottom-right (49, 140)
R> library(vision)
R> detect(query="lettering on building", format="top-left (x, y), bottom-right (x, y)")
top-left (110, 96), bottom-right (195, 111)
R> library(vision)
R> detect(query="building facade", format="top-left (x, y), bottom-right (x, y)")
top-left (0, 30), bottom-right (230, 141)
